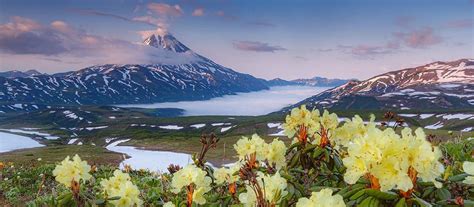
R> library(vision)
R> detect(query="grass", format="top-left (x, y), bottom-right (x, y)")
top-left (0, 105), bottom-right (472, 167)
top-left (0, 145), bottom-right (123, 167)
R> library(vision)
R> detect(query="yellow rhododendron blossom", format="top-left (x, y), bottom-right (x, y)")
top-left (100, 170), bottom-right (142, 207)
top-left (52, 154), bottom-right (92, 187)
top-left (234, 134), bottom-right (267, 160)
top-left (282, 105), bottom-right (320, 138)
top-left (334, 115), bottom-right (376, 147)
top-left (238, 185), bottom-right (257, 207)
top-left (214, 163), bottom-right (240, 185)
top-left (463, 161), bottom-right (474, 185)
top-left (171, 164), bottom-right (212, 205)
top-left (234, 134), bottom-right (287, 169)
top-left (263, 139), bottom-right (287, 169)
top-left (320, 110), bottom-right (339, 131)
top-left (343, 127), bottom-right (411, 191)
top-left (400, 128), bottom-right (444, 188)
top-left (239, 172), bottom-right (288, 206)
top-left (295, 188), bottom-right (346, 207)
top-left (343, 126), bottom-right (445, 192)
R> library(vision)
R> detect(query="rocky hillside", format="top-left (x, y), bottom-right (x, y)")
top-left (285, 59), bottom-right (474, 111)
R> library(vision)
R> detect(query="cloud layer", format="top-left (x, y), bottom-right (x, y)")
top-left (0, 16), bottom-right (199, 68)
top-left (233, 41), bottom-right (286, 52)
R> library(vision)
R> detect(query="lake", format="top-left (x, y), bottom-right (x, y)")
top-left (117, 86), bottom-right (329, 116)
top-left (106, 139), bottom-right (196, 172)
top-left (0, 131), bottom-right (44, 153)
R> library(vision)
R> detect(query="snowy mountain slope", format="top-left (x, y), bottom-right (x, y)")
top-left (0, 33), bottom-right (268, 111)
top-left (285, 59), bottom-right (474, 110)
top-left (267, 76), bottom-right (350, 87)
top-left (0, 69), bottom-right (43, 78)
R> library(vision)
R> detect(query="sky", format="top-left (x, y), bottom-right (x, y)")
top-left (0, 0), bottom-right (472, 80)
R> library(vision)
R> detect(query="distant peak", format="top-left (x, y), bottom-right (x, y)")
top-left (143, 33), bottom-right (191, 53)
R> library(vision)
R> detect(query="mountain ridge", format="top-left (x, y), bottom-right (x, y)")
top-left (283, 58), bottom-right (474, 111)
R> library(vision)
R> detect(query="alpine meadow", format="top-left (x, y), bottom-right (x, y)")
top-left (0, 0), bottom-right (473, 207)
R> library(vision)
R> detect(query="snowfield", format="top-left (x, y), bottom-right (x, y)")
top-left (425, 122), bottom-right (444, 129)
top-left (158, 125), bottom-right (183, 130)
top-left (190, 123), bottom-right (206, 129)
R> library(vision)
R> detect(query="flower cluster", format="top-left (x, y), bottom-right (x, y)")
top-left (463, 161), bottom-right (474, 185)
top-left (343, 126), bottom-right (444, 192)
top-left (295, 188), bottom-right (346, 207)
top-left (283, 105), bottom-right (321, 139)
top-left (171, 164), bottom-right (212, 205)
top-left (239, 172), bottom-right (288, 206)
top-left (334, 115), bottom-right (376, 148)
top-left (214, 163), bottom-right (240, 185)
top-left (100, 170), bottom-right (142, 207)
top-left (234, 134), bottom-right (287, 169)
top-left (283, 105), bottom-right (339, 146)
top-left (52, 154), bottom-right (92, 187)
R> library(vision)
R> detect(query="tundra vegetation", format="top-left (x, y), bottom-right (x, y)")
top-left (1, 106), bottom-right (473, 206)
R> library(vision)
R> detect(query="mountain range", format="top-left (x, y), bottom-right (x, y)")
top-left (0, 31), bottom-right (472, 113)
top-left (286, 58), bottom-right (474, 111)
top-left (0, 33), bottom-right (269, 112)
top-left (267, 77), bottom-right (351, 87)
top-left (0, 69), bottom-right (43, 78)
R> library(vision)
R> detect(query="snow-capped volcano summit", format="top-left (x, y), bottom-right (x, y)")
top-left (143, 33), bottom-right (191, 53)
top-left (0, 33), bottom-right (268, 111)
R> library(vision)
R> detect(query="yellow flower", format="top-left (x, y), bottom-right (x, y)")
top-left (192, 186), bottom-right (208, 205)
top-left (100, 170), bottom-right (142, 207)
top-left (52, 154), bottom-right (91, 187)
top-left (171, 164), bottom-right (212, 204)
top-left (463, 161), bottom-right (474, 185)
top-left (343, 127), bottom-right (445, 192)
top-left (239, 172), bottom-right (288, 205)
top-left (320, 110), bottom-right (339, 131)
top-left (234, 134), bottom-right (267, 160)
top-left (400, 128), bottom-right (444, 188)
top-left (238, 185), bottom-right (257, 207)
top-left (334, 115), bottom-right (376, 147)
top-left (263, 139), bottom-right (287, 169)
top-left (282, 105), bottom-right (320, 138)
top-left (295, 188), bottom-right (346, 207)
top-left (214, 163), bottom-right (240, 185)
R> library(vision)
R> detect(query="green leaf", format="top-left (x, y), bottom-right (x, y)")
top-left (350, 189), bottom-right (367, 200)
top-left (358, 196), bottom-right (374, 207)
top-left (447, 173), bottom-right (468, 182)
top-left (421, 186), bottom-right (435, 198)
top-left (342, 185), bottom-right (365, 199)
top-left (303, 144), bottom-right (316, 153)
top-left (95, 199), bottom-right (105, 205)
top-left (394, 198), bottom-right (407, 207)
top-left (411, 197), bottom-right (433, 207)
top-left (312, 148), bottom-right (324, 158)
top-left (435, 188), bottom-right (451, 200)
top-left (107, 196), bottom-right (121, 201)
top-left (364, 189), bottom-right (398, 200)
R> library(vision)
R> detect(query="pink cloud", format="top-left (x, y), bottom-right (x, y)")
top-left (192, 8), bottom-right (205, 16)
top-left (216, 10), bottom-right (238, 21)
top-left (147, 3), bottom-right (183, 17)
top-left (233, 41), bottom-right (286, 52)
top-left (445, 19), bottom-right (473, 28)
top-left (393, 27), bottom-right (442, 48)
